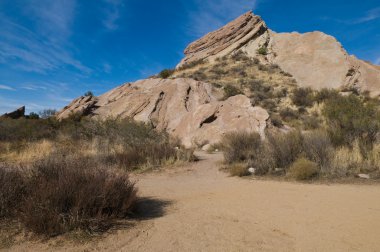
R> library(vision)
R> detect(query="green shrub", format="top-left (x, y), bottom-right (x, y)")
top-left (287, 158), bottom-right (319, 180)
top-left (223, 85), bottom-right (243, 100)
top-left (322, 94), bottom-right (380, 148)
top-left (28, 112), bottom-right (40, 120)
top-left (279, 108), bottom-right (299, 121)
top-left (158, 69), bottom-right (175, 79)
top-left (313, 88), bottom-right (339, 103)
top-left (291, 87), bottom-right (314, 107)
top-left (257, 46), bottom-right (268, 55)
top-left (270, 114), bottom-right (284, 127)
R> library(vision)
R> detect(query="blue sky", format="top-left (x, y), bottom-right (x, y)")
top-left (0, 0), bottom-right (379, 114)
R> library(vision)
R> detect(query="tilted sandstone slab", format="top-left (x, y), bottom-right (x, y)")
top-left (179, 11), bottom-right (380, 97)
top-left (57, 78), bottom-right (269, 147)
top-left (177, 11), bottom-right (267, 68)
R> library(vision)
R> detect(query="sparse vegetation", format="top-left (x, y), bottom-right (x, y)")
top-left (158, 69), bottom-right (175, 79)
top-left (84, 91), bottom-right (94, 97)
top-left (257, 45), bottom-right (268, 55)
top-left (0, 116), bottom-right (195, 237)
top-left (291, 87), bottom-right (314, 107)
top-left (223, 84), bottom-right (243, 100)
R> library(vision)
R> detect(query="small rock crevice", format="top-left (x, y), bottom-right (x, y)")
top-left (184, 86), bottom-right (192, 112)
top-left (200, 112), bottom-right (218, 128)
top-left (150, 91), bottom-right (165, 128)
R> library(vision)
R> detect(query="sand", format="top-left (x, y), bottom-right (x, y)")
top-left (5, 152), bottom-right (380, 251)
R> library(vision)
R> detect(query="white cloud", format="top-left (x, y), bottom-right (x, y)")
top-left (0, 85), bottom-right (15, 91)
top-left (182, 0), bottom-right (259, 38)
top-left (103, 0), bottom-right (124, 30)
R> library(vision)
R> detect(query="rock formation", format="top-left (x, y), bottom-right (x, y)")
top-left (1, 106), bottom-right (25, 119)
top-left (58, 11), bottom-right (380, 147)
top-left (57, 78), bottom-right (269, 147)
top-left (179, 11), bottom-right (380, 97)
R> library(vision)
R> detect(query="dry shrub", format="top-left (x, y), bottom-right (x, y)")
top-left (302, 130), bottom-right (332, 170)
top-left (228, 163), bottom-right (250, 177)
top-left (267, 130), bottom-right (303, 169)
top-left (221, 132), bottom-right (261, 164)
top-left (287, 158), bottom-right (319, 180)
top-left (20, 156), bottom-right (137, 236)
top-left (291, 87), bottom-right (314, 107)
top-left (0, 166), bottom-right (26, 218)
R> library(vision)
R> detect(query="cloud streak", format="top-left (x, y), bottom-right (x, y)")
top-left (0, 1), bottom-right (91, 74)
top-left (352, 7), bottom-right (380, 24)
top-left (0, 85), bottom-right (15, 91)
top-left (183, 0), bottom-right (259, 38)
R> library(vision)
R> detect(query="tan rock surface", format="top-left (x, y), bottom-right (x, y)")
top-left (57, 78), bottom-right (269, 147)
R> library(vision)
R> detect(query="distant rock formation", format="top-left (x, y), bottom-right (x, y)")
top-left (57, 78), bottom-right (269, 147)
top-left (1, 106), bottom-right (25, 119)
top-left (178, 11), bottom-right (380, 97)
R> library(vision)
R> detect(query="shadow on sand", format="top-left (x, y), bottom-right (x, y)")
top-left (131, 197), bottom-right (173, 220)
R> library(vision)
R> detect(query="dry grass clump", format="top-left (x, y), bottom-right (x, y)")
top-left (228, 163), bottom-right (250, 177)
top-left (287, 158), bottom-right (319, 180)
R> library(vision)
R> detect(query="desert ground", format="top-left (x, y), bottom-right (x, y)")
top-left (6, 151), bottom-right (380, 252)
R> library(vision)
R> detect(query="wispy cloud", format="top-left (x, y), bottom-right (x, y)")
top-left (0, 1), bottom-right (91, 74)
top-left (0, 85), bottom-right (16, 91)
top-left (103, 0), bottom-right (124, 30)
top-left (323, 7), bottom-right (380, 25)
top-left (375, 57), bottom-right (380, 65)
top-left (183, 0), bottom-right (259, 38)
top-left (28, 0), bottom-right (77, 43)
top-left (352, 7), bottom-right (380, 24)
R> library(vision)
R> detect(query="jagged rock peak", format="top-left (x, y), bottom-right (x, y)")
top-left (1, 106), bottom-right (25, 119)
top-left (178, 11), bottom-right (267, 68)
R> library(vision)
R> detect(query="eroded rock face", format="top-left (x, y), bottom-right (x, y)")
top-left (180, 11), bottom-right (380, 97)
top-left (57, 78), bottom-right (269, 147)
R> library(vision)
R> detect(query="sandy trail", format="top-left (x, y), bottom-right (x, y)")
top-left (7, 152), bottom-right (380, 251)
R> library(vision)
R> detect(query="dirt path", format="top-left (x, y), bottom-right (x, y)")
top-left (7, 152), bottom-right (380, 251)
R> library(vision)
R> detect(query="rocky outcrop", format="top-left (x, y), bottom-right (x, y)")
top-left (57, 78), bottom-right (269, 147)
top-left (179, 11), bottom-right (380, 97)
top-left (178, 11), bottom-right (267, 68)
top-left (1, 106), bottom-right (25, 119)
top-left (57, 95), bottom-right (98, 119)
